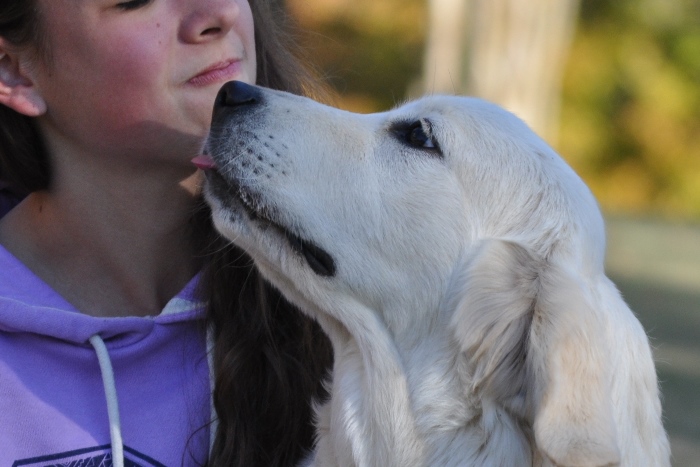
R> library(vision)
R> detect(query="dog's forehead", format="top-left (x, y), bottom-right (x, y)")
top-left (391, 95), bottom-right (503, 122)
top-left (385, 95), bottom-right (547, 163)
top-left (383, 95), bottom-right (604, 245)
top-left (387, 96), bottom-right (540, 150)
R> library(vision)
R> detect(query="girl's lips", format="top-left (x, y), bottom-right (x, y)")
top-left (188, 60), bottom-right (242, 87)
top-left (192, 154), bottom-right (217, 170)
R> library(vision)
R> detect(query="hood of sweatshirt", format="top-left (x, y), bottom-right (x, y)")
top-left (0, 243), bottom-right (212, 466)
top-left (0, 243), bottom-right (205, 344)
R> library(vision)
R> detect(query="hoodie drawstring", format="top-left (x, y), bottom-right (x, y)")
top-left (206, 325), bottom-right (217, 456)
top-left (89, 334), bottom-right (125, 467)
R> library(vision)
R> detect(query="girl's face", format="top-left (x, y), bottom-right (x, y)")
top-left (30, 0), bottom-right (257, 165)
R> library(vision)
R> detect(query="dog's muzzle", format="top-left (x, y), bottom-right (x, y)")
top-left (202, 81), bottom-right (337, 278)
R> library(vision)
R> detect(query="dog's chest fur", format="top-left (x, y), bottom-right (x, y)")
top-left (308, 323), bottom-right (532, 467)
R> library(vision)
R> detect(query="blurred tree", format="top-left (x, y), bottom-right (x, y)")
top-left (559, 0), bottom-right (700, 218)
top-left (286, 0), bottom-right (426, 112)
top-left (421, 0), bottom-right (580, 143)
top-left (285, 0), bottom-right (700, 219)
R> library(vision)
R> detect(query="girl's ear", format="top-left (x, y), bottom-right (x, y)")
top-left (0, 40), bottom-right (47, 117)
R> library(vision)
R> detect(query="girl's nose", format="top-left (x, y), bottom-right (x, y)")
top-left (178, 0), bottom-right (240, 44)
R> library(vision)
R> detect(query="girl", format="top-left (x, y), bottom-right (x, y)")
top-left (0, 1), bottom-right (332, 466)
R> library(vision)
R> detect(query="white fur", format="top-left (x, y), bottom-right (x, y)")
top-left (204, 88), bottom-right (670, 466)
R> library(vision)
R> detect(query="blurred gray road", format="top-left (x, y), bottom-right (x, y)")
top-left (605, 217), bottom-right (700, 467)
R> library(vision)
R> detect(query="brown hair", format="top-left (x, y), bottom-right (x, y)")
top-left (0, 1), bottom-right (333, 466)
top-left (204, 2), bottom-right (333, 465)
top-left (0, 1), bottom-right (49, 195)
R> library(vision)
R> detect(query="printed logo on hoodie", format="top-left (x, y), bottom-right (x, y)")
top-left (12, 444), bottom-right (166, 467)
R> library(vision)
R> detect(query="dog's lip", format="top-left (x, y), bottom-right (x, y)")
top-left (202, 158), bottom-right (337, 277)
top-left (236, 197), bottom-right (336, 277)
top-left (211, 175), bottom-right (337, 277)
top-left (283, 229), bottom-right (336, 277)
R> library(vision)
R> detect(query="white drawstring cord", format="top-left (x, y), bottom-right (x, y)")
top-left (89, 334), bottom-right (125, 467)
top-left (206, 325), bottom-right (218, 457)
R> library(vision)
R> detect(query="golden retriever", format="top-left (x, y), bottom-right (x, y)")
top-left (198, 81), bottom-right (670, 467)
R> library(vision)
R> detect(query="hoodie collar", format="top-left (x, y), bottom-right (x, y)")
top-left (0, 244), bottom-right (206, 345)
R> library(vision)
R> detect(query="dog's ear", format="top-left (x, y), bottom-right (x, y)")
top-left (452, 239), bottom-right (620, 466)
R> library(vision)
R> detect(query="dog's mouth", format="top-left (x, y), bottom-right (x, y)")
top-left (194, 154), bottom-right (337, 277)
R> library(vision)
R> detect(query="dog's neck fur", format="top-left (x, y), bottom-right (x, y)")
top-left (309, 298), bottom-right (532, 467)
top-left (309, 304), bottom-right (428, 466)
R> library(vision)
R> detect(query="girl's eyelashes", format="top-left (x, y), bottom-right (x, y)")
top-left (115, 0), bottom-right (151, 11)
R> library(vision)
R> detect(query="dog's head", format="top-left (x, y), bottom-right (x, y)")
top-left (202, 81), bottom-right (602, 316)
top-left (202, 82), bottom-right (621, 465)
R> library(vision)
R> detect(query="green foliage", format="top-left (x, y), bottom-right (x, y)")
top-left (290, 0), bottom-right (700, 219)
top-left (288, 0), bottom-right (426, 111)
top-left (560, 0), bottom-right (700, 219)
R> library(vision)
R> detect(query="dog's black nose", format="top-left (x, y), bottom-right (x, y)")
top-left (215, 81), bottom-right (261, 109)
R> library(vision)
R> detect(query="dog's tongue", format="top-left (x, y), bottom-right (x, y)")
top-left (192, 154), bottom-right (217, 170)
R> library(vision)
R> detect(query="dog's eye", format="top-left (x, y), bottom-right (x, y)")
top-left (393, 119), bottom-right (441, 154)
top-left (409, 124), bottom-right (434, 148)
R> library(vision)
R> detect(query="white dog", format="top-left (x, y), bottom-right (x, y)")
top-left (198, 81), bottom-right (670, 466)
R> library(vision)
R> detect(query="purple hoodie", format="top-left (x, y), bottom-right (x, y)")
top-left (0, 221), bottom-right (212, 465)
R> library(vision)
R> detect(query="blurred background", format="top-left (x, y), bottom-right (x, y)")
top-left (282, 0), bottom-right (700, 464)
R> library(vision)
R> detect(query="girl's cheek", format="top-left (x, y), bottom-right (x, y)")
top-left (97, 31), bottom-right (169, 85)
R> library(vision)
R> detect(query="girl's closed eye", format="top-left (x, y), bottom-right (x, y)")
top-left (115, 0), bottom-right (152, 11)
